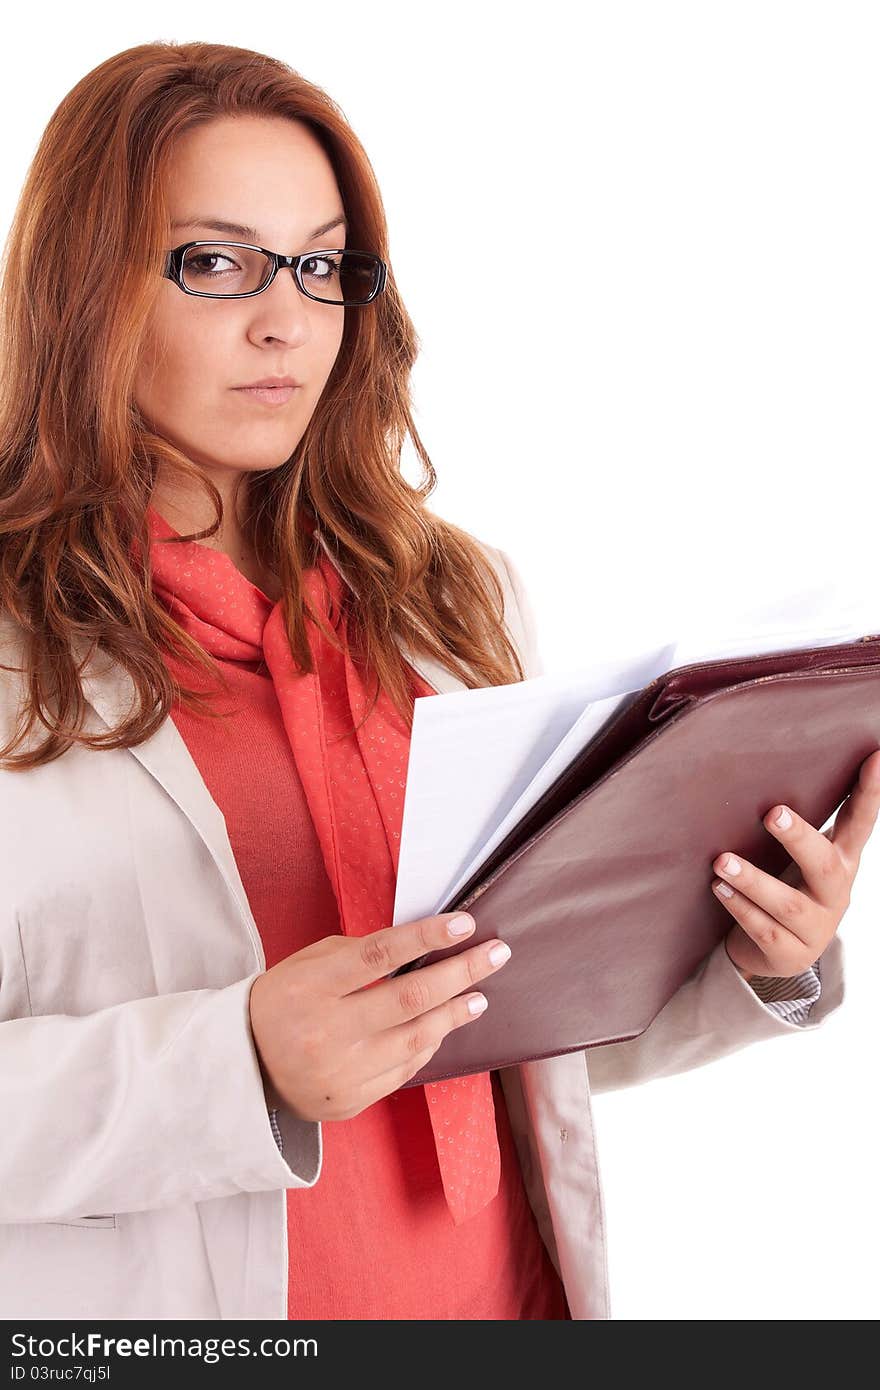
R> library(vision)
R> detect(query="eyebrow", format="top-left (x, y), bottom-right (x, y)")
top-left (170, 213), bottom-right (347, 244)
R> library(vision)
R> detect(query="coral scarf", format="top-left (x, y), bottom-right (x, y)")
top-left (142, 506), bottom-right (501, 1225)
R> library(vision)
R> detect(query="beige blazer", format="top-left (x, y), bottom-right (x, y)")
top-left (0, 540), bottom-right (845, 1320)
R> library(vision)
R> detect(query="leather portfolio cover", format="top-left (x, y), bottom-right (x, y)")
top-left (397, 632), bottom-right (880, 1086)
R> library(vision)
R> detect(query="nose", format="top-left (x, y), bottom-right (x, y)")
top-left (249, 265), bottom-right (313, 342)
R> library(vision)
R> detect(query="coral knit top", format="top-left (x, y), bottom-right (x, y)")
top-left (149, 510), bottom-right (570, 1321)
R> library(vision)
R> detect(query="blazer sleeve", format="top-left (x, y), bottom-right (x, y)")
top-left (493, 545), bottom-right (846, 1097)
top-left (584, 931), bottom-right (844, 1095)
top-left (0, 970), bottom-right (322, 1223)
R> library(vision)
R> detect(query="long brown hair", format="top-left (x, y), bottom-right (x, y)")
top-left (0, 41), bottom-right (525, 771)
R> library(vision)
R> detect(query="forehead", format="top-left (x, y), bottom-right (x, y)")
top-left (165, 116), bottom-right (345, 245)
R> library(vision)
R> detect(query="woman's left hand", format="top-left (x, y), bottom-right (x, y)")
top-left (714, 747), bottom-right (880, 981)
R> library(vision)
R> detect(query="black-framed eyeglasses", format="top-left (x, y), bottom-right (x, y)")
top-left (163, 240), bottom-right (388, 306)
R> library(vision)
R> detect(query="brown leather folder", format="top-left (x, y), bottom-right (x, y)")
top-left (397, 632), bottom-right (880, 1086)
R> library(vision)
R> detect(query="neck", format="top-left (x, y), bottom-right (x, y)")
top-left (149, 475), bottom-right (282, 602)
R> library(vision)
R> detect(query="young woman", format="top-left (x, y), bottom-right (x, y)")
top-left (0, 41), bottom-right (875, 1322)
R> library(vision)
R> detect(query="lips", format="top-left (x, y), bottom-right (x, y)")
top-left (235, 383), bottom-right (299, 406)
top-left (237, 377), bottom-right (301, 389)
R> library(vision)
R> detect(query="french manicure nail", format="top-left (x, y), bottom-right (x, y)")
top-left (448, 914), bottom-right (475, 936)
top-left (488, 942), bottom-right (511, 966)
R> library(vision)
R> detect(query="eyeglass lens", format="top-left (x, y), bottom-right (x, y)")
top-left (180, 244), bottom-right (379, 302)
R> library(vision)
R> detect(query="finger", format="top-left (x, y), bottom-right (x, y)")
top-left (332, 913), bottom-right (478, 995)
top-left (825, 747), bottom-right (880, 869)
top-left (345, 936), bottom-right (512, 1037)
top-left (757, 802), bottom-right (848, 910)
top-left (712, 851), bottom-right (817, 949)
top-left (361, 988), bottom-right (493, 1101)
top-left (711, 878), bottom-right (816, 973)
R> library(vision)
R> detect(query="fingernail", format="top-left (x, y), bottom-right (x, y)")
top-left (775, 806), bottom-right (792, 830)
top-left (488, 942), bottom-right (512, 966)
top-left (448, 914), bottom-right (475, 936)
top-left (723, 854), bottom-right (741, 874)
top-left (467, 993), bottom-right (488, 1015)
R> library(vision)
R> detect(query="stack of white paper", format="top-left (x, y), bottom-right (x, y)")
top-left (392, 572), bottom-right (880, 928)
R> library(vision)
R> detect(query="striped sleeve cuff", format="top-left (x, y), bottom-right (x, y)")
top-left (747, 956), bottom-right (822, 1027)
top-left (268, 1107), bottom-right (284, 1155)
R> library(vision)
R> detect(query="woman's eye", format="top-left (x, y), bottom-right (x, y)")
top-left (185, 253), bottom-right (238, 277)
top-left (302, 256), bottom-right (337, 279)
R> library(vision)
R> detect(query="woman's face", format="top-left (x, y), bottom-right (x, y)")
top-left (134, 113), bottom-right (347, 499)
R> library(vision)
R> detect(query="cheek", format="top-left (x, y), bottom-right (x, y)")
top-left (133, 300), bottom-right (223, 428)
top-left (310, 312), bottom-right (346, 392)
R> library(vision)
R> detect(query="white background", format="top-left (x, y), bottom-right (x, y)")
top-left (2, 1), bottom-right (877, 1320)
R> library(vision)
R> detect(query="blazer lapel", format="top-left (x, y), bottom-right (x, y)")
top-left (75, 635), bottom-right (262, 947)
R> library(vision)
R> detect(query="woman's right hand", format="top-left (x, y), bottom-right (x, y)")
top-left (247, 913), bottom-right (511, 1122)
